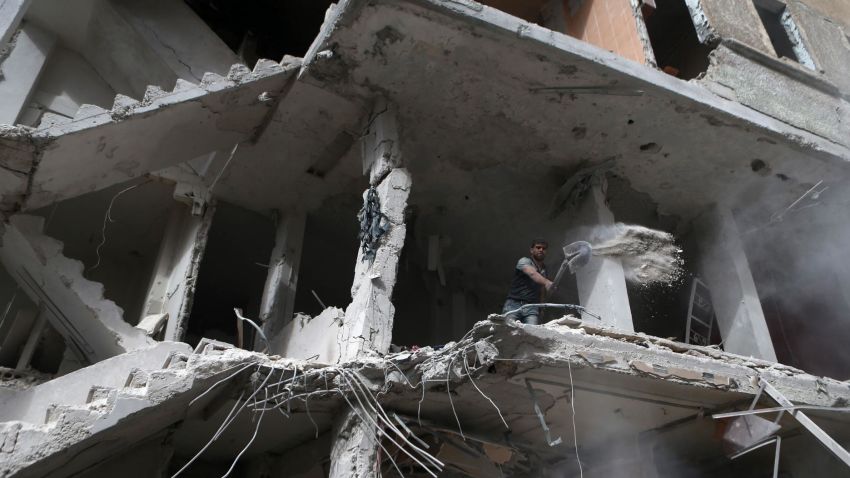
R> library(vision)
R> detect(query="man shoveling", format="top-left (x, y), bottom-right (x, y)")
top-left (502, 238), bottom-right (593, 325)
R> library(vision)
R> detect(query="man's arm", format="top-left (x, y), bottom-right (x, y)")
top-left (521, 265), bottom-right (553, 291)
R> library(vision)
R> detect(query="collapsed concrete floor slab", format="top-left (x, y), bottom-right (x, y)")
top-left (2, 0), bottom-right (850, 476)
top-left (4, 317), bottom-right (850, 477)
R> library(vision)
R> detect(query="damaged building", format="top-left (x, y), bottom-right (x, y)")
top-left (1, 0), bottom-right (850, 475)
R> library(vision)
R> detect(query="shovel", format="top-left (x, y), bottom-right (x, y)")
top-left (547, 241), bottom-right (592, 295)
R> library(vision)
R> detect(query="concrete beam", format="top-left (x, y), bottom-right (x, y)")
top-left (694, 205), bottom-right (777, 361)
top-left (260, 210), bottom-right (307, 349)
top-left (571, 175), bottom-right (634, 332)
top-left (0, 22), bottom-right (55, 125)
top-left (0, 0), bottom-right (31, 47)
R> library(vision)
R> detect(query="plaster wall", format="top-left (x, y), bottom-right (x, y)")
top-left (0, 22), bottom-right (54, 125)
top-left (82, 2), bottom-right (179, 97)
top-left (698, 0), bottom-right (850, 91)
top-left (701, 44), bottom-right (849, 147)
top-left (24, 0), bottom-right (166, 97)
top-left (796, 0), bottom-right (850, 28)
top-left (271, 307), bottom-right (343, 363)
top-left (20, 46), bottom-right (115, 123)
top-left (110, 0), bottom-right (239, 83)
top-left (698, 0), bottom-right (775, 53)
top-left (791, 1), bottom-right (850, 94)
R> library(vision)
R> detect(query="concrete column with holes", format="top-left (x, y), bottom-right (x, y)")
top-left (338, 98), bottom-right (411, 361)
top-left (569, 174), bottom-right (634, 331)
top-left (259, 210), bottom-right (307, 351)
top-left (694, 205), bottom-right (777, 360)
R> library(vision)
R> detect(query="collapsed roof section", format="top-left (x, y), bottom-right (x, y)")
top-left (1, 0), bottom-right (847, 222)
top-left (299, 0), bottom-right (850, 219)
top-left (4, 318), bottom-right (850, 477)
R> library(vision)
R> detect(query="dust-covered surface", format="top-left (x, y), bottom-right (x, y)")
top-left (6, 318), bottom-right (850, 477)
top-left (588, 223), bottom-right (684, 285)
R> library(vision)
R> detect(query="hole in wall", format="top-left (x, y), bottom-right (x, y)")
top-left (642, 0), bottom-right (714, 79)
top-left (753, 0), bottom-right (813, 68)
top-left (640, 142), bottom-right (662, 152)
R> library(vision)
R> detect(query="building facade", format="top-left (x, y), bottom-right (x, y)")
top-left (1, 0), bottom-right (850, 476)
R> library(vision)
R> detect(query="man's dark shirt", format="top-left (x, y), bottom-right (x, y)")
top-left (507, 257), bottom-right (548, 303)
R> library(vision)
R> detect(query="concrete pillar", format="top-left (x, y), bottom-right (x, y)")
top-left (571, 175), bottom-right (634, 331)
top-left (339, 99), bottom-right (410, 361)
top-left (339, 168), bottom-right (411, 360)
top-left (328, 409), bottom-right (379, 477)
top-left (260, 210), bottom-right (306, 350)
top-left (142, 201), bottom-right (214, 342)
top-left (0, 22), bottom-right (55, 125)
top-left (694, 205), bottom-right (777, 361)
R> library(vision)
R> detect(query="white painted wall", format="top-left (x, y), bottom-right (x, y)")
top-left (271, 307), bottom-right (343, 363)
top-left (17, 46), bottom-right (115, 124)
top-left (0, 22), bottom-right (55, 125)
top-left (111, 0), bottom-right (239, 83)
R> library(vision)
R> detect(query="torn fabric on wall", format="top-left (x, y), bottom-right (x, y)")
top-left (357, 186), bottom-right (389, 262)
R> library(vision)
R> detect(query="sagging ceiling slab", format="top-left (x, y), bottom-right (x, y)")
top-left (299, 0), bottom-right (850, 221)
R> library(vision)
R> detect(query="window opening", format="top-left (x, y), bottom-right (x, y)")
top-left (643, 0), bottom-right (714, 79)
top-left (753, 0), bottom-right (815, 69)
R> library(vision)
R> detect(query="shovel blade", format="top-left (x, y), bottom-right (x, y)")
top-left (564, 241), bottom-right (592, 272)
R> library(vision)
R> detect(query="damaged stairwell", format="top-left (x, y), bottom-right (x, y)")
top-left (0, 215), bottom-right (153, 362)
top-left (0, 55), bottom-right (303, 215)
top-left (0, 340), bottom-right (244, 478)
